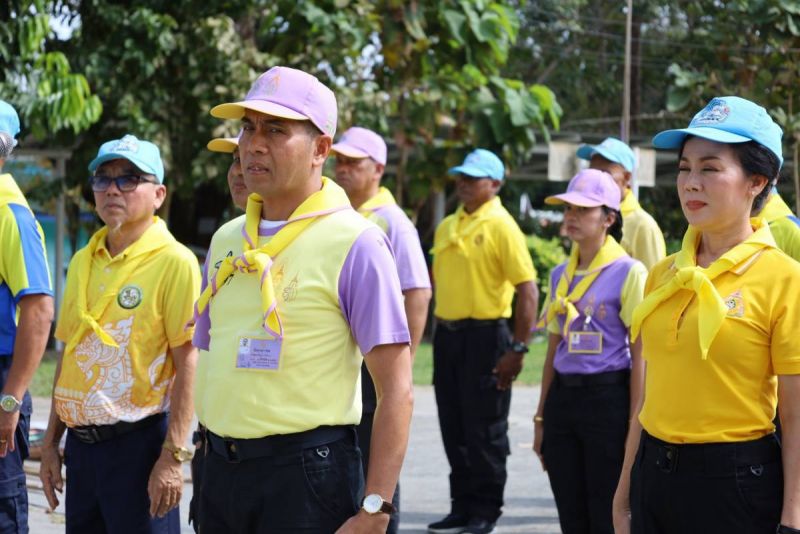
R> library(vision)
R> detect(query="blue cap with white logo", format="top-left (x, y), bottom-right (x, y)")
top-left (448, 148), bottom-right (505, 181)
top-left (0, 100), bottom-right (20, 139)
top-left (88, 134), bottom-right (165, 183)
top-left (652, 96), bottom-right (784, 167)
top-left (576, 137), bottom-right (636, 172)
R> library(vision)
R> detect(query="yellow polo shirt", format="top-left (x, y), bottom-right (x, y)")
top-left (432, 197), bottom-right (536, 320)
top-left (620, 191), bottom-right (667, 270)
top-left (759, 193), bottom-right (800, 261)
top-left (54, 218), bottom-right (200, 427)
top-left (638, 241), bottom-right (800, 443)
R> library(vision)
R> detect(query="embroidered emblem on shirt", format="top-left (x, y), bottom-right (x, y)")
top-left (117, 285), bottom-right (143, 309)
top-left (692, 98), bottom-right (731, 125)
top-left (724, 290), bottom-right (745, 318)
top-left (474, 234), bottom-right (484, 245)
top-left (283, 275), bottom-right (299, 302)
top-left (597, 303), bottom-right (608, 321)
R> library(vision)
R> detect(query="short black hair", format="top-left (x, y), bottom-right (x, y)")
top-left (678, 137), bottom-right (780, 213)
top-left (601, 206), bottom-right (623, 241)
top-left (302, 120), bottom-right (323, 138)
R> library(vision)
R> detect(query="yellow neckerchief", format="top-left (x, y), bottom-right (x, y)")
top-left (193, 177), bottom-right (351, 338)
top-left (63, 217), bottom-right (176, 356)
top-left (430, 197), bottom-right (505, 256)
top-left (357, 187), bottom-right (396, 214)
top-left (538, 235), bottom-right (628, 337)
top-left (0, 174), bottom-right (28, 208)
top-left (631, 218), bottom-right (775, 360)
top-left (620, 189), bottom-right (640, 217)
top-left (758, 193), bottom-right (794, 223)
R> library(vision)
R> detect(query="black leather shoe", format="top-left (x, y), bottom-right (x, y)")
top-left (460, 518), bottom-right (497, 534)
top-left (427, 513), bottom-right (470, 533)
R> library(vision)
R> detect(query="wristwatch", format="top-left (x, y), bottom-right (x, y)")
top-left (361, 494), bottom-right (396, 515)
top-left (162, 440), bottom-right (193, 463)
top-left (510, 341), bottom-right (529, 354)
top-left (0, 394), bottom-right (21, 413)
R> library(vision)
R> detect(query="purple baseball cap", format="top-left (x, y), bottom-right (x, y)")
top-left (331, 127), bottom-right (387, 165)
top-left (210, 66), bottom-right (337, 137)
top-left (207, 130), bottom-right (241, 153)
top-left (545, 169), bottom-right (621, 210)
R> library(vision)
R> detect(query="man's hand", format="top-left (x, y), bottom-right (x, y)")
top-left (0, 411), bottom-right (19, 457)
top-left (493, 350), bottom-right (524, 390)
top-left (532, 420), bottom-right (546, 471)
top-left (612, 482), bottom-right (632, 534)
top-left (147, 451), bottom-right (183, 518)
top-left (336, 509), bottom-right (390, 534)
top-left (39, 444), bottom-right (63, 510)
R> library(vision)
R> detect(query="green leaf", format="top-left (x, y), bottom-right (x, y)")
top-left (443, 9), bottom-right (468, 45)
top-left (666, 86), bottom-right (692, 112)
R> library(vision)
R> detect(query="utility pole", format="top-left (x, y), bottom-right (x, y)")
top-left (622, 0), bottom-right (633, 144)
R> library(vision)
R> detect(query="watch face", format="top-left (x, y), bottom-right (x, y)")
top-left (363, 494), bottom-right (383, 514)
top-left (0, 396), bottom-right (18, 412)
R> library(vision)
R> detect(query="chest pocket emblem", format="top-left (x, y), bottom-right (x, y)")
top-left (118, 285), bottom-right (143, 309)
top-left (724, 290), bottom-right (745, 318)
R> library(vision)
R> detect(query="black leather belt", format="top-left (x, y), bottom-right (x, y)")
top-left (641, 431), bottom-right (781, 475)
top-left (437, 318), bottom-right (506, 331)
top-left (69, 412), bottom-right (166, 444)
top-left (207, 425), bottom-right (353, 463)
top-left (555, 369), bottom-right (630, 387)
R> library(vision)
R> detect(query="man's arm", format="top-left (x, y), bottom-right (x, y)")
top-left (0, 293), bottom-right (53, 456)
top-left (148, 341), bottom-right (198, 518)
top-left (337, 342), bottom-right (413, 533)
top-left (779, 374), bottom-right (800, 529)
top-left (402, 288), bottom-right (431, 360)
top-left (494, 281), bottom-right (539, 390)
top-left (39, 348), bottom-right (67, 509)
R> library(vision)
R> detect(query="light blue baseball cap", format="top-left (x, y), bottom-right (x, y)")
top-left (576, 137), bottom-right (636, 172)
top-left (448, 148), bottom-right (505, 181)
top-left (652, 96), bottom-right (784, 167)
top-left (88, 134), bottom-right (165, 183)
top-left (0, 100), bottom-right (20, 139)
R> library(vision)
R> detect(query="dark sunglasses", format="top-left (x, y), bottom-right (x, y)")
top-left (90, 174), bottom-right (157, 192)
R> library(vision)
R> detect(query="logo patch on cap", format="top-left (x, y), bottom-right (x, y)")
top-left (693, 99), bottom-right (731, 126)
top-left (113, 135), bottom-right (140, 153)
top-left (252, 72), bottom-right (280, 97)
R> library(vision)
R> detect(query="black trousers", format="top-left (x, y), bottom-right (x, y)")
top-left (189, 425), bottom-right (205, 533)
top-left (198, 428), bottom-right (363, 533)
top-left (432, 321), bottom-right (511, 522)
top-left (356, 410), bottom-right (400, 533)
top-left (541, 376), bottom-right (629, 534)
top-left (631, 431), bottom-right (782, 534)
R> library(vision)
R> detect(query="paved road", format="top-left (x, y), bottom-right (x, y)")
top-left (27, 386), bottom-right (560, 533)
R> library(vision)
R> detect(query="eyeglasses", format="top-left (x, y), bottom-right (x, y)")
top-left (89, 174), bottom-right (157, 192)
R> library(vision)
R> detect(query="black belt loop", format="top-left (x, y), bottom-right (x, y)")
top-left (437, 318), bottom-right (506, 331)
top-left (207, 425), bottom-right (353, 463)
top-left (69, 412), bottom-right (166, 444)
top-left (554, 369), bottom-right (630, 387)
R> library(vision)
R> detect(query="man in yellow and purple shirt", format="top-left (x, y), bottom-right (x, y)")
top-left (193, 66), bottom-right (413, 533)
top-left (38, 135), bottom-right (200, 534)
top-left (0, 99), bottom-right (54, 533)
top-left (753, 187), bottom-right (800, 261)
top-left (578, 137), bottom-right (666, 269)
top-left (332, 126), bottom-right (432, 534)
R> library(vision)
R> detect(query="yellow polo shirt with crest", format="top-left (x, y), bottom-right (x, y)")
top-left (759, 193), bottom-right (800, 261)
top-left (638, 226), bottom-right (800, 443)
top-left (432, 197), bottom-right (536, 320)
top-left (194, 207), bottom-right (379, 439)
top-left (54, 217), bottom-right (200, 427)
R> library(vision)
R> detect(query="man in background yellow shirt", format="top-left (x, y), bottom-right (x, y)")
top-left (429, 149), bottom-right (538, 534)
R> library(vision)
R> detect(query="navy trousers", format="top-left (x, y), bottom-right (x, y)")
top-left (0, 356), bottom-right (30, 534)
top-left (64, 415), bottom-right (179, 534)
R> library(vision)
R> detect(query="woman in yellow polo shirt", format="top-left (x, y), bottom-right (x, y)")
top-left (613, 96), bottom-right (800, 534)
top-left (533, 169), bottom-right (646, 534)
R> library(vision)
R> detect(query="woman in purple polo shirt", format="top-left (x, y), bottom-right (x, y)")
top-left (532, 169), bottom-right (647, 534)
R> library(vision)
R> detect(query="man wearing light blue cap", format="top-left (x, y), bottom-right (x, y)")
top-left (38, 134), bottom-right (199, 534)
top-left (577, 137), bottom-right (666, 269)
top-left (429, 149), bottom-right (538, 534)
top-left (0, 100), bottom-right (54, 533)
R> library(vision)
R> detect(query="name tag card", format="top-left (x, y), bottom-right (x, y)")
top-left (236, 337), bottom-right (282, 370)
top-left (568, 331), bottom-right (603, 354)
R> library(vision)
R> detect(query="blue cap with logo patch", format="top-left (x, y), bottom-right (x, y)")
top-left (448, 148), bottom-right (505, 181)
top-left (576, 137), bottom-right (636, 172)
top-left (652, 96), bottom-right (784, 166)
top-left (88, 134), bottom-right (165, 183)
top-left (0, 100), bottom-right (20, 139)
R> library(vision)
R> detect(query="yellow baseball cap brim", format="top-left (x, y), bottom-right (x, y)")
top-left (206, 137), bottom-right (239, 153)
top-left (210, 100), bottom-right (309, 121)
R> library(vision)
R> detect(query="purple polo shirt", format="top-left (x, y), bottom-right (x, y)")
top-left (367, 204), bottom-right (431, 291)
top-left (193, 221), bottom-right (410, 354)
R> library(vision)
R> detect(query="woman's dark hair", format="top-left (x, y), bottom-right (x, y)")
top-left (678, 137), bottom-right (780, 213)
top-left (601, 206), bottom-right (623, 241)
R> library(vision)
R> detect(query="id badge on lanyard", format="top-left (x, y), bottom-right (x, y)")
top-left (236, 336), bottom-right (283, 370)
top-left (568, 315), bottom-right (603, 355)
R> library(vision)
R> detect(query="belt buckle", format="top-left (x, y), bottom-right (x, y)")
top-left (223, 438), bottom-right (241, 464)
top-left (657, 444), bottom-right (679, 473)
